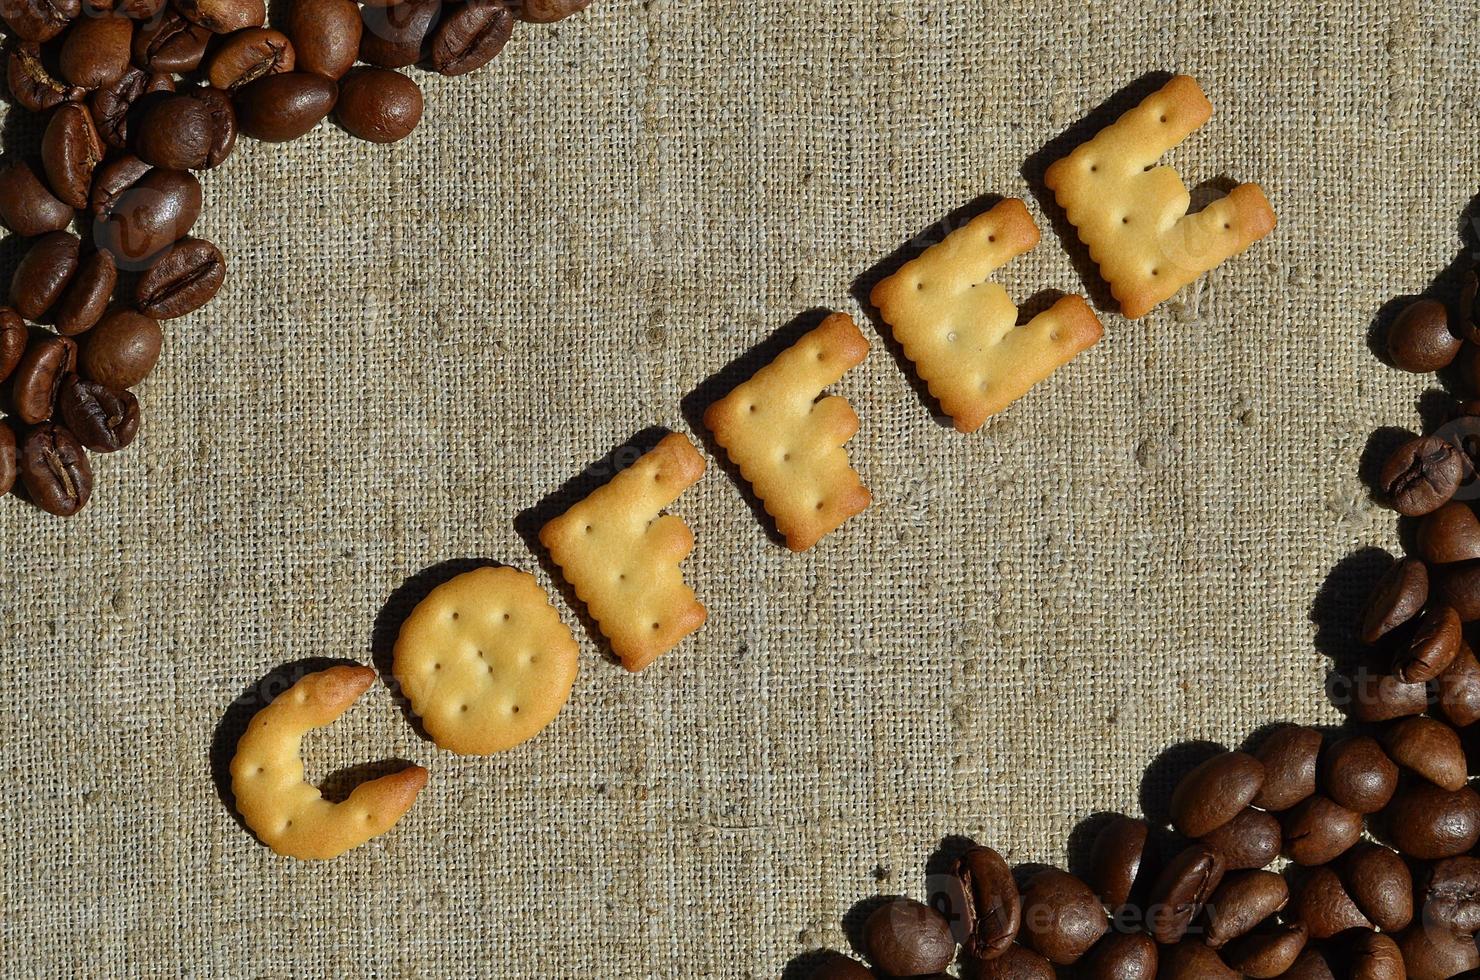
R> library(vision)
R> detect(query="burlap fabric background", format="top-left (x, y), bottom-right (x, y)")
top-left (1, 1), bottom-right (1477, 975)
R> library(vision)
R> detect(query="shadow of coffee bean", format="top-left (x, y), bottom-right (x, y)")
top-left (781, 948), bottom-right (846, 980)
top-left (1359, 428), bottom-right (1416, 499)
top-left (842, 894), bottom-right (898, 961)
top-left (1310, 547), bottom-right (1397, 668)
top-left (1065, 811), bottom-right (1122, 883)
top-left (1137, 740), bottom-right (1226, 828)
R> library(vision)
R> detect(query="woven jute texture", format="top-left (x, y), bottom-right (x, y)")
top-left (1, 1), bottom-right (1477, 976)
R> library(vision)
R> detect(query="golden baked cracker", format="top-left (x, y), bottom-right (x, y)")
top-left (539, 433), bottom-right (706, 672)
top-left (869, 198), bottom-right (1104, 433)
top-left (392, 566), bottom-right (578, 755)
top-left (702, 312), bottom-right (872, 551)
top-left (1043, 74), bottom-right (1277, 319)
top-left (229, 664), bottom-right (428, 861)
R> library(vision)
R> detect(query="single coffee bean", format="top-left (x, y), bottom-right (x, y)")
top-left (3, 0), bottom-right (81, 42)
top-left (1290, 865), bottom-right (1372, 939)
top-left (135, 235), bottom-right (223, 317)
top-left (1380, 435), bottom-right (1465, 516)
top-left (92, 166), bottom-right (201, 268)
top-left (1155, 940), bottom-right (1238, 980)
top-left (1145, 843), bottom-right (1224, 944)
top-left (1281, 947), bottom-right (1339, 980)
top-left (861, 898), bottom-right (954, 978)
top-left (285, 0), bottom-right (360, 79)
top-left (1420, 857), bottom-right (1480, 935)
top-left (1395, 604), bottom-right (1464, 683)
top-left (1088, 815), bottom-right (1149, 909)
top-left (234, 71), bottom-right (336, 142)
top-left (56, 372), bottom-right (137, 451)
top-left (1018, 868), bottom-right (1105, 965)
top-left (173, 0), bottom-right (264, 33)
top-left (1438, 642), bottom-right (1480, 727)
top-left (1204, 869), bottom-right (1288, 948)
top-left (1381, 779), bottom-right (1480, 859)
top-left (1388, 298), bottom-right (1461, 372)
top-left (89, 66), bottom-right (175, 149)
top-left (0, 157), bottom-right (73, 237)
top-left (11, 229), bottom-right (80, 320)
top-left (1252, 725), bottom-right (1322, 811)
top-left (334, 66), bottom-right (421, 143)
top-left (359, 0), bottom-right (440, 68)
top-left (967, 944), bottom-right (1054, 980)
top-left (1169, 750), bottom-right (1265, 838)
top-left (1435, 562), bottom-right (1480, 621)
top-left (132, 88), bottom-right (236, 169)
top-left (9, 332), bottom-right (76, 423)
top-left (509, 0), bottom-right (589, 22)
top-left (1077, 930), bottom-right (1156, 980)
top-left (51, 246), bottom-right (115, 335)
top-left (1337, 655), bottom-right (1431, 722)
top-left (1396, 923), bottom-right (1480, 980)
top-left (40, 100), bottom-right (103, 209)
top-left (1322, 735), bottom-right (1398, 813)
top-left (79, 308), bottom-right (159, 387)
top-left (1199, 807), bottom-right (1282, 870)
top-left (131, 10), bottom-right (212, 73)
top-left (208, 27), bottom-right (294, 91)
top-left (1340, 842), bottom-right (1413, 933)
top-left (0, 419), bottom-right (15, 495)
top-left (429, 0), bottom-right (512, 75)
top-left (1417, 502), bottom-right (1480, 564)
top-left (89, 153), bottom-right (150, 215)
top-left (1221, 920), bottom-right (1307, 977)
top-left (1383, 716), bottom-right (1467, 791)
top-left (807, 953), bottom-right (871, 980)
top-left (7, 41), bottom-right (84, 112)
top-left (0, 308), bottom-right (26, 382)
top-left (18, 422), bottom-right (90, 515)
top-left (58, 10), bottom-right (132, 88)
top-left (1345, 929), bottom-right (1404, 980)
top-left (1280, 794), bottom-right (1362, 865)
top-left (1361, 557), bottom-right (1429, 644)
top-left (940, 845), bottom-right (1018, 960)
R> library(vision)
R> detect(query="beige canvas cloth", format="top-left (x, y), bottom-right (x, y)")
top-left (2, 1), bottom-right (1478, 975)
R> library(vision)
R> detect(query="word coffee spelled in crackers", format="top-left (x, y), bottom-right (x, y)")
top-left (540, 433), bottom-right (707, 672)
top-left (393, 566), bottom-right (579, 756)
top-left (230, 665), bottom-right (428, 861)
top-left (1044, 74), bottom-right (1276, 319)
top-left (703, 312), bottom-right (872, 551)
top-left (870, 198), bottom-right (1103, 432)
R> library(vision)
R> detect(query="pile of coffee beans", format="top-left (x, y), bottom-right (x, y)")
top-left (0, 0), bottom-right (590, 516)
top-left (807, 259), bottom-right (1480, 979)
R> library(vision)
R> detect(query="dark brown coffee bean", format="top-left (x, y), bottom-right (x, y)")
top-left (132, 88), bottom-right (236, 169)
top-left (1155, 940), bottom-right (1238, 980)
top-left (1420, 857), bottom-right (1480, 935)
top-left (7, 41), bottom-right (84, 112)
top-left (0, 308), bottom-right (26, 382)
top-left (3, 0), bottom-right (81, 42)
top-left (1340, 842), bottom-right (1413, 933)
top-left (208, 27), bottom-right (293, 91)
top-left (11, 229), bottom-right (80, 320)
top-left (509, 0), bottom-right (588, 22)
top-left (946, 845), bottom-right (1018, 960)
top-left (0, 157), bottom-right (73, 237)
top-left (862, 898), bottom-right (954, 978)
top-left (1438, 642), bottom-right (1480, 727)
top-left (807, 952), bottom-right (871, 980)
top-left (1204, 869), bottom-right (1288, 948)
top-left (429, 0), bottom-right (511, 75)
top-left (88, 153), bottom-right (149, 216)
top-left (51, 246), bottom-right (114, 334)
top-left (1436, 562), bottom-right (1480, 621)
top-left (1169, 750), bottom-right (1265, 838)
top-left (9, 332), bottom-right (76, 422)
top-left (1281, 946), bottom-right (1338, 980)
top-left (285, 0), bottom-right (359, 79)
top-left (1396, 923), bottom-right (1480, 980)
top-left (359, 0), bottom-right (440, 68)
top-left (234, 71), bottom-right (336, 142)
top-left (92, 166), bottom-right (200, 268)
top-left (89, 65), bottom-right (174, 149)
top-left (1252, 725), bottom-right (1322, 812)
top-left (1145, 843), bottom-right (1225, 944)
top-left (56, 371), bottom-right (136, 450)
top-left (1417, 502), bottom-right (1480, 564)
top-left (79, 308), bottom-right (158, 386)
top-left (1221, 920), bottom-right (1306, 978)
top-left (40, 101), bottom-right (103, 209)
top-left (1322, 735), bottom-right (1398, 813)
top-left (131, 9), bottom-right (211, 73)
top-left (1280, 794), bottom-right (1362, 865)
top-left (334, 66), bottom-right (421, 143)
top-left (1388, 298), bottom-right (1462, 372)
top-left (1199, 807), bottom-right (1282, 870)
top-left (117, 0), bottom-right (164, 17)
top-left (1381, 435), bottom-right (1465, 516)
top-left (1290, 865), bottom-right (1372, 939)
top-left (1382, 779), bottom-right (1480, 859)
top-left (18, 421), bottom-right (90, 515)
top-left (59, 11), bottom-right (132, 88)
top-left (0, 419), bottom-right (15, 495)
top-left (968, 944), bottom-right (1053, 980)
top-left (1088, 815), bottom-right (1149, 909)
top-left (135, 235), bottom-right (222, 317)
top-left (1077, 931), bottom-right (1156, 980)
top-left (1346, 929), bottom-right (1404, 980)
top-left (1383, 716), bottom-right (1467, 791)
top-left (1361, 557), bottom-right (1429, 644)
top-left (1337, 655), bottom-right (1431, 722)
top-left (1394, 605), bottom-right (1463, 683)
top-left (1018, 868), bottom-right (1105, 965)
top-left (173, 0), bottom-right (264, 33)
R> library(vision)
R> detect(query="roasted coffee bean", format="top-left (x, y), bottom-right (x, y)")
top-left (0, 308), bottom-right (26, 382)
top-left (1381, 779), bottom-right (1480, 858)
top-left (1438, 642), bottom-right (1480, 727)
top-left (89, 65), bottom-right (174, 149)
top-left (508, 0), bottom-right (589, 22)
top-left (7, 41), bottom-right (84, 112)
top-left (1383, 716), bottom-right (1467, 790)
top-left (861, 898), bottom-right (954, 978)
top-left (1290, 865), bottom-right (1371, 939)
top-left (11, 229), bottom-right (80, 320)
top-left (1322, 735), bottom-right (1398, 813)
top-left (807, 952), bottom-right (871, 980)
top-left (131, 9), bottom-right (211, 73)
top-left (1280, 794), bottom-right (1362, 865)
top-left (56, 372), bottom-right (137, 451)
top-left (1340, 842), bottom-right (1413, 932)
top-left (1388, 297), bottom-right (1462, 372)
top-left (1200, 807), bottom-right (1282, 870)
top-left (284, 0), bottom-right (359, 79)
top-left (1396, 923), bottom-right (1480, 980)
top-left (1420, 857), bottom-right (1480, 935)
top-left (3, 0), bottom-right (81, 42)
top-left (334, 66), bottom-right (421, 143)
top-left (1155, 940), bottom-right (1238, 980)
top-left (968, 945), bottom-right (1054, 980)
top-left (1221, 920), bottom-right (1307, 978)
top-left (1204, 869), bottom-right (1288, 948)
top-left (1252, 725), bottom-right (1322, 811)
top-left (0, 157), bottom-right (73, 236)
top-left (40, 101), bottom-right (103, 209)
top-left (116, 0), bottom-right (164, 17)
top-left (132, 88), bottom-right (236, 169)
top-left (1417, 502), bottom-right (1480, 564)
top-left (18, 421), bottom-right (90, 515)
top-left (92, 166), bottom-right (201, 268)
top-left (1337, 655), bottom-right (1431, 722)
top-left (51, 247), bottom-right (115, 335)
top-left (949, 844), bottom-right (1018, 960)
top-left (78, 308), bottom-right (158, 386)
top-left (1088, 815), bottom-right (1149, 909)
top-left (208, 27), bottom-right (294, 91)
top-left (58, 10), bottom-right (132, 88)
top-left (1361, 557), bottom-right (1429, 644)
top-left (233, 71), bottom-right (336, 141)
top-left (1346, 930), bottom-right (1404, 980)
top-left (429, 0), bottom-right (511, 75)
top-left (0, 419), bottom-right (15, 495)
top-left (1394, 605), bottom-right (1463, 683)
top-left (135, 235), bottom-right (222, 317)
top-left (1436, 562), bottom-right (1480, 621)
top-left (173, 0), bottom-right (264, 33)
top-left (1281, 947), bottom-right (1338, 980)
top-left (1380, 435), bottom-right (1465, 516)
top-left (1169, 750), bottom-right (1264, 837)
top-left (9, 333), bottom-right (75, 422)
top-left (1018, 868), bottom-right (1104, 965)
top-left (359, 0), bottom-right (440, 68)
top-left (1145, 843), bottom-right (1224, 944)
top-left (1077, 931), bottom-right (1156, 980)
